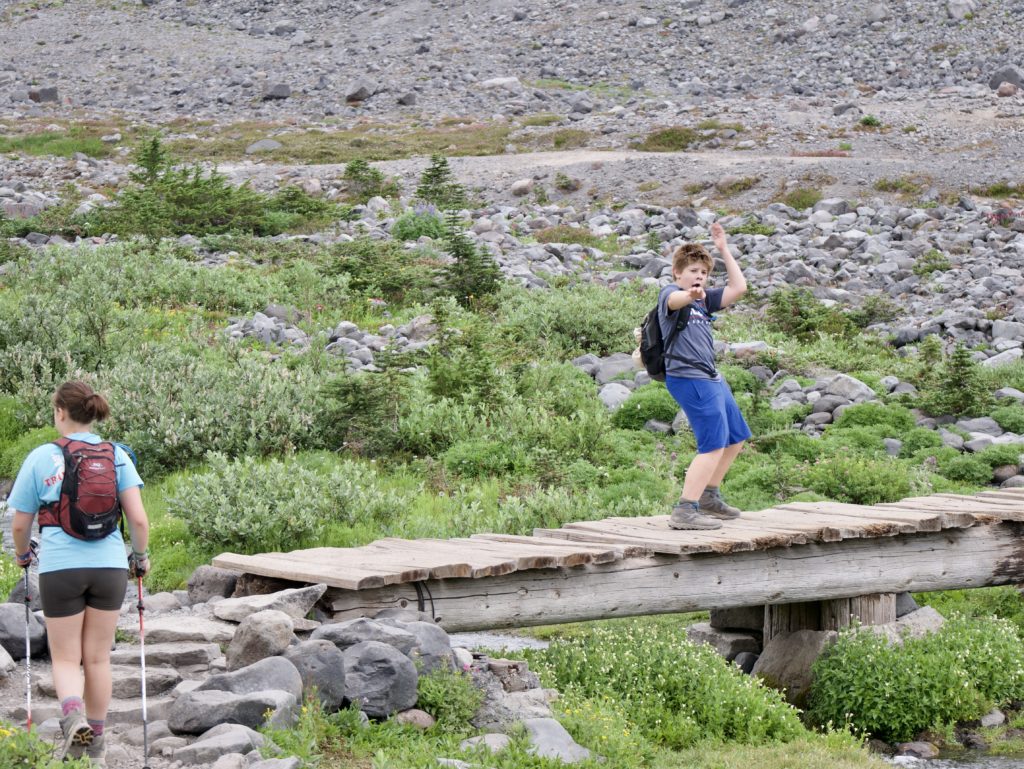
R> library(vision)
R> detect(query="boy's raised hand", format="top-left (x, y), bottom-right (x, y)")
top-left (710, 221), bottom-right (728, 252)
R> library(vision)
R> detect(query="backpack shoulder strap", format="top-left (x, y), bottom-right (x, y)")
top-left (663, 304), bottom-right (692, 350)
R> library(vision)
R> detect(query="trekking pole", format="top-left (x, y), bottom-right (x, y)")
top-left (136, 575), bottom-right (151, 769)
top-left (21, 537), bottom-right (37, 732)
top-left (23, 566), bottom-right (32, 732)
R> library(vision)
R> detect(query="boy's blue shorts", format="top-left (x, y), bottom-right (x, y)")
top-left (665, 376), bottom-right (752, 454)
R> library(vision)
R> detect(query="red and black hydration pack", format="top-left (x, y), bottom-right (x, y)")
top-left (38, 438), bottom-right (122, 540)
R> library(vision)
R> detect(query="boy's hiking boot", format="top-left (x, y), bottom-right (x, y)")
top-left (668, 501), bottom-right (722, 530)
top-left (699, 488), bottom-right (741, 519)
top-left (85, 733), bottom-right (107, 767)
top-left (59, 711), bottom-right (93, 760)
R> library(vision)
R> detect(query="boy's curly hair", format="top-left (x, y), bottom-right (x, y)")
top-left (671, 243), bottom-right (713, 275)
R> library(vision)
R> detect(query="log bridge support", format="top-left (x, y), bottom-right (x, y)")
top-left (324, 523), bottom-right (1024, 633)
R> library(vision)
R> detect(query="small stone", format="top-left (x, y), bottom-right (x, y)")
top-left (28, 86), bottom-right (58, 103)
top-left (262, 83), bottom-right (291, 100)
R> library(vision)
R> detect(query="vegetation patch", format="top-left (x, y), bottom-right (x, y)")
top-left (550, 128), bottom-right (590, 149)
top-left (636, 127), bottom-right (699, 152)
top-left (780, 187), bottom-right (822, 210)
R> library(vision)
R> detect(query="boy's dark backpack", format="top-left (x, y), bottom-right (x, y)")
top-left (639, 304), bottom-right (692, 381)
top-left (38, 438), bottom-right (122, 540)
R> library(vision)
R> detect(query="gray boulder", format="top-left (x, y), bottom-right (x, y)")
top-left (6, 571), bottom-right (41, 611)
top-left (172, 723), bottom-right (264, 764)
top-left (198, 656), bottom-right (303, 701)
top-left (188, 565), bottom-right (239, 604)
top-left (346, 79), bottom-right (377, 102)
top-left (245, 139), bottom-right (283, 154)
top-left (752, 629), bottom-right (837, 707)
top-left (989, 65), bottom-right (1024, 91)
top-left (343, 641), bottom-right (418, 718)
top-left (1, 644), bottom-right (15, 678)
top-left (524, 718), bottom-right (592, 763)
top-left (311, 617), bottom-right (417, 655)
top-left (214, 584), bottom-right (327, 623)
top-left (226, 610), bottom-right (295, 671)
top-left (168, 689), bottom-right (298, 734)
top-left (379, 619), bottom-right (453, 673)
top-left (283, 640), bottom-right (347, 712)
top-left (686, 622), bottom-right (761, 661)
top-left (0, 604), bottom-right (45, 659)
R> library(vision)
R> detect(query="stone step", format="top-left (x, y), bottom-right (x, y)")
top-left (6, 694), bottom-right (175, 727)
top-left (109, 641), bottom-right (223, 669)
top-left (37, 664), bottom-right (181, 698)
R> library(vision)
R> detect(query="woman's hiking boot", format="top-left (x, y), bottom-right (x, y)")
top-left (59, 711), bottom-right (93, 760)
top-left (668, 501), bottom-right (722, 530)
top-left (699, 488), bottom-right (741, 519)
top-left (85, 733), bottom-right (107, 767)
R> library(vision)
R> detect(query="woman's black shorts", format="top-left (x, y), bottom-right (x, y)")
top-left (39, 568), bottom-right (128, 617)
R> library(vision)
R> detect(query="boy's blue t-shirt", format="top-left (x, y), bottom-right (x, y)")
top-left (657, 284), bottom-right (724, 380)
top-left (8, 432), bottom-right (143, 574)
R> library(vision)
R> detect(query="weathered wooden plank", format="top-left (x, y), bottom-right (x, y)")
top-left (532, 527), bottom-right (708, 554)
top-left (774, 502), bottom-right (952, 530)
top-left (738, 508), bottom-right (906, 539)
top-left (327, 522), bottom-right (1024, 630)
top-left (212, 552), bottom-right (388, 591)
top-left (597, 513), bottom-right (834, 545)
top-left (360, 539), bottom-right (519, 579)
top-left (469, 534), bottom-right (628, 563)
top-left (562, 519), bottom-right (759, 553)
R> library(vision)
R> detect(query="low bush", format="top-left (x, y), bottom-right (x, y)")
top-left (166, 452), bottom-right (405, 553)
top-left (390, 209), bottom-right (447, 241)
top-left (637, 127), bottom-right (699, 152)
top-left (499, 282), bottom-right (653, 358)
top-left (765, 287), bottom-right (857, 342)
top-left (342, 158), bottom-right (400, 203)
top-left (918, 343), bottom-right (991, 418)
top-left (326, 237), bottom-right (438, 304)
top-left (441, 438), bottom-right (526, 478)
top-left (0, 720), bottom-right (92, 768)
top-left (976, 443), bottom-right (1024, 469)
top-left (415, 668), bottom-right (483, 732)
top-left (898, 427), bottom-right (944, 458)
top-left (530, 623), bottom-right (803, 748)
top-left (0, 395), bottom-right (25, 449)
top-left (804, 454), bottom-right (912, 504)
top-left (936, 452), bottom-right (992, 485)
top-left (441, 212), bottom-right (503, 308)
top-left (87, 137), bottom-right (329, 239)
top-left (809, 614), bottom-right (1024, 742)
top-left (610, 385), bottom-right (679, 430)
top-left (831, 404), bottom-right (911, 434)
top-left (0, 426), bottom-right (59, 479)
top-left (781, 187), bottom-right (822, 210)
top-left (992, 403), bottom-right (1024, 434)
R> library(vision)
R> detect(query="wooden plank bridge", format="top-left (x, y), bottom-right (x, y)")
top-left (213, 489), bottom-right (1024, 633)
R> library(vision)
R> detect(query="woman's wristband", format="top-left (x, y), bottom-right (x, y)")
top-left (15, 550), bottom-right (32, 566)
top-left (131, 549), bottom-right (150, 560)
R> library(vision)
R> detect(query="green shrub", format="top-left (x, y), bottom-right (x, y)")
top-left (898, 427), bottom-right (944, 458)
top-left (441, 438), bottom-right (525, 478)
top-left (500, 282), bottom-right (652, 358)
top-left (976, 443), bottom-right (1024, 469)
top-left (637, 127), bottom-right (699, 152)
top-left (937, 452), bottom-right (991, 484)
top-left (514, 362), bottom-right (602, 419)
top-left (87, 136), bottom-right (292, 239)
top-left (820, 425), bottom-right (889, 455)
top-left (804, 455), bottom-right (912, 504)
top-left (0, 396), bottom-right (25, 449)
top-left (0, 426), bottom-right (59, 479)
top-left (832, 402), bottom-right (913, 432)
top-left (166, 453), bottom-right (402, 552)
top-left (809, 614), bottom-right (1024, 742)
top-left (916, 587), bottom-right (1024, 634)
top-left (262, 186), bottom-right (343, 232)
top-left (846, 295), bottom-right (900, 327)
top-left (414, 154), bottom-right (467, 210)
top-left (918, 344), bottom-right (991, 417)
top-left (441, 212), bottom-right (502, 307)
top-left (751, 430), bottom-right (820, 462)
top-left (0, 720), bottom-right (92, 767)
top-left (913, 249), bottom-right (952, 277)
top-left (781, 187), bottom-right (822, 210)
top-left (95, 347), bottom-right (325, 476)
top-left (342, 158), bottom-right (400, 203)
top-left (530, 624), bottom-right (803, 748)
top-left (415, 668), bottom-right (483, 732)
top-left (390, 210), bottom-right (446, 241)
top-left (765, 287), bottom-right (856, 342)
top-left (729, 219), bottom-right (775, 237)
top-left (326, 237), bottom-right (438, 304)
top-left (610, 385), bottom-right (678, 430)
top-left (992, 403), bottom-right (1024, 434)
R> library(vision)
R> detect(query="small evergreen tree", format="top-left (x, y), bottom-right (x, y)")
top-left (919, 342), bottom-right (991, 417)
top-left (441, 211), bottom-right (501, 307)
top-left (416, 154), bottom-right (467, 210)
top-left (342, 158), bottom-right (399, 204)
